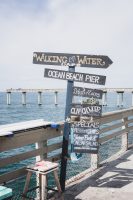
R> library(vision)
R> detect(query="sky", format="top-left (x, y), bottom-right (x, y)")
top-left (0, 0), bottom-right (133, 90)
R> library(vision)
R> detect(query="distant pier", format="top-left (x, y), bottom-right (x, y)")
top-left (5, 88), bottom-right (133, 106)
top-left (102, 88), bottom-right (133, 107)
top-left (6, 88), bottom-right (64, 105)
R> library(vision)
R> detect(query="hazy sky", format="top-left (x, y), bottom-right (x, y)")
top-left (0, 0), bottom-right (133, 90)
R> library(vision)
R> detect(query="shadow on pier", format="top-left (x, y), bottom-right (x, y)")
top-left (64, 149), bottom-right (133, 200)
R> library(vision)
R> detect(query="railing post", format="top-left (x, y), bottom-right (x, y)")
top-left (91, 153), bottom-right (99, 170)
top-left (121, 117), bottom-right (128, 152)
top-left (35, 138), bottom-right (47, 198)
top-left (35, 140), bottom-right (47, 162)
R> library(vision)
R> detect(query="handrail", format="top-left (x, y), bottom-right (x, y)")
top-left (0, 122), bottom-right (63, 184)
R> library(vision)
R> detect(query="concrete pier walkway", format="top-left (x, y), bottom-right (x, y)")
top-left (64, 149), bottom-right (133, 200)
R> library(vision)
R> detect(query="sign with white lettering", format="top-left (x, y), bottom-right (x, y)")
top-left (73, 120), bottom-right (100, 129)
top-left (33, 52), bottom-right (112, 68)
top-left (73, 86), bottom-right (103, 99)
top-left (72, 125), bottom-right (99, 153)
top-left (44, 68), bottom-right (106, 85)
top-left (71, 104), bottom-right (102, 117)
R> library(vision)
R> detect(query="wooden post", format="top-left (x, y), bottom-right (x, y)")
top-left (91, 154), bottom-right (99, 170)
top-left (60, 66), bottom-right (75, 192)
top-left (41, 175), bottom-right (47, 200)
top-left (35, 140), bottom-right (47, 198)
top-left (7, 92), bottom-right (11, 105)
top-left (22, 171), bottom-right (32, 200)
top-left (121, 117), bottom-right (128, 152)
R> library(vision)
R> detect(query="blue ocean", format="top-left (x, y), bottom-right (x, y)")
top-left (0, 91), bottom-right (132, 125)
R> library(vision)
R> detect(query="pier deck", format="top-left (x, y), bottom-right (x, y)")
top-left (64, 148), bottom-right (133, 200)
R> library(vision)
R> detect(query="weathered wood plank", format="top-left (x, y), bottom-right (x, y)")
top-left (100, 109), bottom-right (133, 124)
top-left (126, 118), bottom-right (133, 125)
top-left (0, 167), bottom-right (26, 184)
top-left (127, 126), bottom-right (133, 132)
top-left (0, 128), bottom-right (62, 152)
top-left (99, 129), bottom-right (126, 144)
top-left (100, 121), bottom-right (124, 134)
top-left (121, 117), bottom-right (128, 152)
top-left (0, 142), bottom-right (62, 168)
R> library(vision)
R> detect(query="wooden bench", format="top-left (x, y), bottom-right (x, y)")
top-left (22, 161), bottom-right (63, 200)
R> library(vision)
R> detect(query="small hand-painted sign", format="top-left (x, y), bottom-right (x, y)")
top-left (73, 120), bottom-right (100, 129)
top-left (44, 68), bottom-right (106, 85)
top-left (72, 123), bottom-right (99, 153)
top-left (73, 86), bottom-right (103, 99)
top-left (33, 52), bottom-right (112, 68)
top-left (70, 104), bottom-right (102, 117)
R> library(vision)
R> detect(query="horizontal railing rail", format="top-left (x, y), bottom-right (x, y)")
top-left (0, 124), bottom-right (63, 184)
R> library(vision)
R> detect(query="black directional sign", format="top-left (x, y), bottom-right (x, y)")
top-left (73, 86), bottom-right (103, 99)
top-left (33, 52), bottom-right (113, 68)
top-left (44, 68), bottom-right (106, 85)
top-left (71, 104), bottom-right (102, 117)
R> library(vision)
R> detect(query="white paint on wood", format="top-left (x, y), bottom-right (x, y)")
top-left (121, 117), bottom-right (128, 152)
top-left (91, 154), bottom-right (99, 170)
top-left (0, 119), bottom-right (51, 134)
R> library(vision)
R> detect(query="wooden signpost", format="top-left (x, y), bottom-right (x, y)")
top-left (44, 68), bottom-right (106, 85)
top-left (33, 51), bottom-right (113, 192)
top-left (71, 104), bottom-right (102, 117)
top-left (73, 86), bottom-right (103, 99)
top-left (33, 52), bottom-right (112, 68)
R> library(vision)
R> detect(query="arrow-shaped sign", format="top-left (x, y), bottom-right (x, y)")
top-left (33, 52), bottom-right (112, 68)
top-left (44, 68), bottom-right (106, 85)
top-left (73, 86), bottom-right (103, 99)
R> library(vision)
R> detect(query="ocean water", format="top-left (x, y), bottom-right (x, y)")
top-left (0, 91), bottom-right (133, 198)
top-left (0, 91), bottom-right (132, 125)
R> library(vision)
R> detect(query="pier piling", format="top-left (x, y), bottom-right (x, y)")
top-left (102, 91), bottom-right (107, 106)
top-left (55, 91), bottom-right (58, 105)
top-left (7, 92), bottom-right (11, 105)
top-left (117, 91), bottom-right (124, 107)
top-left (38, 91), bottom-right (42, 105)
top-left (132, 92), bottom-right (133, 106)
top-left (22, 92), bottom-right (26, 105)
